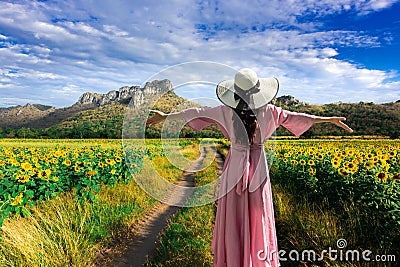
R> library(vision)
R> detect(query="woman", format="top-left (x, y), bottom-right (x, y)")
top-left (146, 68), bottom-right (353, 267)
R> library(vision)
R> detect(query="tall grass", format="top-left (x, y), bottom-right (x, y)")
top-left (273, 182), bottom-right (398, 267)
top-left (0, 142), bottom-right (200, 267)
top-left (0, 167), bottom-right (156, 267)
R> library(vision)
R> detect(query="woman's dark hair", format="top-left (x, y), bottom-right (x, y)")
top-left (232, 82), bottom-right (260, 145)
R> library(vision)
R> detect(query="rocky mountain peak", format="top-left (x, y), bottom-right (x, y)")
top-left (275, 95), bottom-right (303, 106)
top-left (76, 79), bottom-right (173, 107)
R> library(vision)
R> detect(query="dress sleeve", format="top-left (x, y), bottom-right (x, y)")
top-left (179, 106), bottom-right (223, 131)
top-left (272, 105), bottom-right (316, 137)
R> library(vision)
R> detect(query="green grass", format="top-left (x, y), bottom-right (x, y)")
top-left (0, 141), bottom-right (200, 267)
top-left (147, 145), bottom-right (218, 266)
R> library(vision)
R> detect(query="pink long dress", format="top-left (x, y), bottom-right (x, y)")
top-left (180, 104), bottom-right (316, 267)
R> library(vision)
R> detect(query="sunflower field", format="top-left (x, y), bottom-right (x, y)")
top-left (268, 139), bottom-right (400, 248)
top-left (0, 138), bottom-right (201, 229)
top-left (0, 139), bottom-right (146, 228)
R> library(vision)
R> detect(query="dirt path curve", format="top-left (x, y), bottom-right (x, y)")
top-left (95, 144), bottom-right (224, 267)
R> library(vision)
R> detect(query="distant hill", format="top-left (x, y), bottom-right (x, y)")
top-left (0, 103), bottom-right (99, 129)
top-left (0, 79), bottom-right (172, 131)
top-left (0, 82), bottom-right (399, 139)
top-left (272, 96), bottom-right (400, 138)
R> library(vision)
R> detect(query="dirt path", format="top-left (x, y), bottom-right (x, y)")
top-left (94, 144), bottom-right (224, 267)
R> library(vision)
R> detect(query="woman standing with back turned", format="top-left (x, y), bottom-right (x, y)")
top-left (146, 68), bottom-right (353, 267)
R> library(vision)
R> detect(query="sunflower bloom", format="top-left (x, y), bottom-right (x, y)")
top-left (38, 169), bottom-right (51, 179)
top-left (331, 160), bottom-right (340, 169)
top-left (16, 172), bottom-right (30, 183)
top-left (21, 162), bottom-right (33, 171)
top-left (85, 170), bottom-right (97, 177)
top-left (74, 166), bottom-right (82, 172)
top-left (338, 168), bottom-right (350, 178)
top-left (10, 193), bottom-right (24, 206)
top-left (376, 172), bottom-right (388, 182)
top-left (62, 159), bottom-right (71, 166)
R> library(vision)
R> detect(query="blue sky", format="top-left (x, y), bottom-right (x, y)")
top-left (0, 0), bottom-right (399, 108)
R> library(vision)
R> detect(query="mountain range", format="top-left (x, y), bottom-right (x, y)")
top-left (0, 80), bottom-right (399, 138)
top-left (0, 79), bottom-right (172, 129)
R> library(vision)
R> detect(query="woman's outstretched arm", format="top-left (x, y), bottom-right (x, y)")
top-left (145, 110), bottom-right (183, 126)
top-left (313, 116), bottom-right (353, 133)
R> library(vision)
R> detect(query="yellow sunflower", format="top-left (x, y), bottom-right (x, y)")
top-left (338, 168), bottom-right (350, 178)
top-left (16, 173), bottom-right (30, 183)
top-left (85, 170), bottom-right (97, 177)
top-left (331, 160), bottom-right (340, 169)
top-left (38, 169), bottom-right (51, 179)
top-left (376, 172), bottom-right (388, 182)
top-left (10, 193), bottom-right (24, 206)
top-left (21, 162), bottom-right (33, 171)
top-left (62, 159), bottom-right (71, 166)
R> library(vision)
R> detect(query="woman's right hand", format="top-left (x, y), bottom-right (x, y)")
top-left (145, 110), bottom-right (167, 126)
top-left (329, 117), bottom-right (354, 133)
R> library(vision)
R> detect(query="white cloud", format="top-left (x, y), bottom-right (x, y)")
top-left (0, 0), bottom-right (398, 108)
top-left (103, 25), bottom-right (129, 37)
top-left (32, 21), bottom-right (77, 41)
top-left (0, 97), bottom-right (39, 107)
top-left (359, 0), bottom-right (399, 14)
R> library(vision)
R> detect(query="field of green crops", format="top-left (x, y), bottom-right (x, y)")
top-left (0, 138), bottom-right (399, 266)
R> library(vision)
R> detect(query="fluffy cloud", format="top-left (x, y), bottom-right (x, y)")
top-left (0, 0), bottom-right (399, 107)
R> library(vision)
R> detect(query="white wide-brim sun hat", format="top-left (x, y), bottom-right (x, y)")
top-left (216, 68), bottom-right (279, 110)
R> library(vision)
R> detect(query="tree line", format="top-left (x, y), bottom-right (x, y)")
top-left (1, 94), bottom-right (399, 139)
